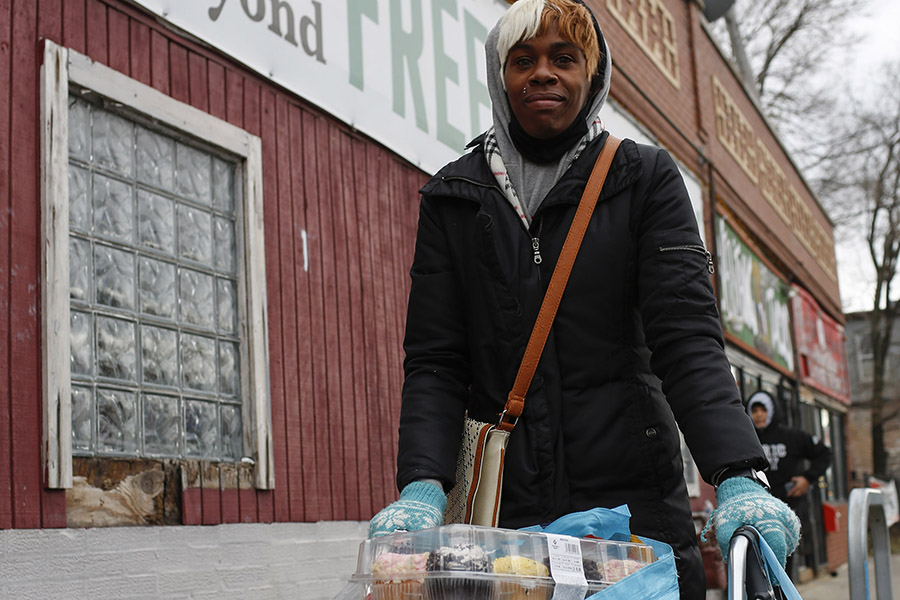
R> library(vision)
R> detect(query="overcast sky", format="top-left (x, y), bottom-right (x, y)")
top-left (831, 0), bottom-right (900, 313)
top-left (849, 0), bottom-right (900, 66)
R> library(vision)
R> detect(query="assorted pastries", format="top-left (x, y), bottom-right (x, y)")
top-left (424, 544), bottom-right (494, 600)
top-left (493, 556), bottom-right (551, 599)
top-left (369, 551), bottom-right (429, 600)
top-left (602, 558), bottom-right (647, 583)
top-left (368, 533), bottom-right (651, 600)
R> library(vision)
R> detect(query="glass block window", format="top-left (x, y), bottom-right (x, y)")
top-left (67, 96), bottom-right (243, 461)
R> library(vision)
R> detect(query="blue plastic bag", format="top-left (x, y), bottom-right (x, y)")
top-left (586, 536), bottom-right (679, 600)
top-left (757, 529), bottom-right (803, 600)
top-left (519, 505), bottom-right (633, 540)
top-left (521, 506), bottom-right (680, 600)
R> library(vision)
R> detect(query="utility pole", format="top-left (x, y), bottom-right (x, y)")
top-left (724, 6), bottom-right (761, 104)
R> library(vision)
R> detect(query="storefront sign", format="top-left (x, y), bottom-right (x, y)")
top-left (130, 0), bottom-right (508, 175)
top-left (605, 0), bottom-right (680, 88)
top-left (711, 76), bottom-right (837, 283)
top-left (792, 284), bottom-right (850, 404)
top-left (716, 218), bottom-right (794, 372)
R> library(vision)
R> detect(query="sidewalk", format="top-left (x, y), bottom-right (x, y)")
top-left (793, 553), bottom-right (900, 600)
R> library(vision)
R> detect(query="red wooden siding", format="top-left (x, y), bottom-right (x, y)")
top-left (0, 0), bottom-right (13, 531)
top-left (9, 0), bottom-right (43, 530)
top-left (0, 0), bottom-right (424, 528)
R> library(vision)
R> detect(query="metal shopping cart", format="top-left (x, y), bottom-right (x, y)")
top-left (728, 526), bottom-right (803, 600)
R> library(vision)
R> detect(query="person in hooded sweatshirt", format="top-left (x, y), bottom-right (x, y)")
top-left (747, 389), bottom-right (832, 576)
top-left (368, 1), bottom-right (800, 597)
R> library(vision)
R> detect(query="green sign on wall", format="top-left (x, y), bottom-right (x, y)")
top-left (716, 219), bottom-right (794, 371)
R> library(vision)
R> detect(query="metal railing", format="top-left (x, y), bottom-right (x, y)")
top-left (849, 487), bottom-right (894, 599)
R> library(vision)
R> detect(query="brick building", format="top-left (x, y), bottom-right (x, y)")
top-left (844, 311), bottom-right (900, 482)
top-left (0, 0), bottom-right (850, 597)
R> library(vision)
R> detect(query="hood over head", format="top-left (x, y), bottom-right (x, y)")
top-left (485, 0), bottom-right (612, 218)
top-left (747, 390), bottom-right (775, 428)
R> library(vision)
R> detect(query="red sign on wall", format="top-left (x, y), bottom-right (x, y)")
top-left (791, 285), bottom-right (850, 404)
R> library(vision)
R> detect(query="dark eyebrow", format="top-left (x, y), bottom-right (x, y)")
top-left (550, 41), bottom-right (580, 52)
top-left (509, 39), bottom-right (581, 54)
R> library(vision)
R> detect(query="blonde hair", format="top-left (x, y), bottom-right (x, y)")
top-left (497, 0), bottom-right (601, 83)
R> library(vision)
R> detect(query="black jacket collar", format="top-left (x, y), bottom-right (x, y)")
top-left (420, 133), bottom-right (643, 213)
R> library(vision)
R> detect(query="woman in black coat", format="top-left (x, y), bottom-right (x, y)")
top-left (369, 1), bottom-right (799, 597)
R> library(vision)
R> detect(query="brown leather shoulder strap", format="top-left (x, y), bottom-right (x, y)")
top-left (498, 135), bottom-right (622, 431)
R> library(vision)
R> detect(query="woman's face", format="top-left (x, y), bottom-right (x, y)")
top-left (503, 21), bottom-right (592, 139)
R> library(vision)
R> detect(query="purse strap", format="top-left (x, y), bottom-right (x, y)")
top-left (498, 135), bottom-right (622, 432)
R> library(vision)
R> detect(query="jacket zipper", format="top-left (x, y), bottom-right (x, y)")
top-left (531, 217), bottom-right (544, 281)
top-left (531, 237), bottom-right (542, 265)
top-left (440, 175), bottom-right (546, 278)
top-left (658, 244), bottom-right (715, 274)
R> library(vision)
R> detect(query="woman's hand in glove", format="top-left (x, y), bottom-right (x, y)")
top-left (700, 477), bottom-right (800, 566)
top-left (368, 480), bottom-right (446, 538)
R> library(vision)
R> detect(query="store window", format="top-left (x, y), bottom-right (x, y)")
top-left (41, 42), bottom-right (273, 489)
top-left (819, 407), bottom-right (848, 500)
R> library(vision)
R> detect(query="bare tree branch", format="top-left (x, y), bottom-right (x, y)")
top-left (820, 64), bottom-right (900, 475)
top-left (756, 2), bottom-right (811, 95)
top-left (709, 0), bottom-right (865, 167)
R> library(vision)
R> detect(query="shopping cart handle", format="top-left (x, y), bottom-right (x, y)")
top-left (728, 526), bottom-right (777, 600)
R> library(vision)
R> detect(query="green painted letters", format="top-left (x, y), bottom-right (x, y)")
top-left (390, 0), bottom-right (428, 132)
top-left (432, 0), bottom-right (464, 151)
top-left (348, 0), bottom-right (379, 90)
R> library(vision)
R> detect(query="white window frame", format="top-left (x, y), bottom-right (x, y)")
top-left (41, 40), bottom-right (274, 489)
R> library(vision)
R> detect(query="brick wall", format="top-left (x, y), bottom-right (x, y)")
top-left (842, 311), bottom-right (900, 482)
top-left (848, 408), bottom-right (874, 485)
top-left (824, 502), bottom-right (849, 571)
top-left (0, 521), bottom-right (367, 599)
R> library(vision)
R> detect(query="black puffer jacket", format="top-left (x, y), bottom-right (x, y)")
top-left (397, 132), bottom-right (766, 593)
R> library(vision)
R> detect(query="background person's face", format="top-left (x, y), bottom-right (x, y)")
top-left (751, 405), bottom-right (769, 428)
top-left (504, 21), bottom-right (592, 139)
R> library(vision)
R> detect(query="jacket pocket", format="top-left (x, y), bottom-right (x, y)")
top-left (640, 231), bottom-right (718, 317)
top-left (657, 244), bottom-right (714, 274)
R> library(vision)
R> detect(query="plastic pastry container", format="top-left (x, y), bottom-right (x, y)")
top-left (350, 524), bottom-right (656, 600)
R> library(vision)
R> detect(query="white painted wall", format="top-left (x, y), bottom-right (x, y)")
top-left (0, 521), bottom-right (368, 599)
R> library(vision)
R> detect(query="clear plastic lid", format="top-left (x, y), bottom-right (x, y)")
top-left (351, 524), bottom-right (656, 587)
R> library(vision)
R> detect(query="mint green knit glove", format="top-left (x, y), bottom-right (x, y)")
top-left (701, 477), bottom-right (800, 566)
top-left (368, 481), bottom-right (447, 538)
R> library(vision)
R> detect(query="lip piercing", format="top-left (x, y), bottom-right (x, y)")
top-left (522, 87), bottom-right (527, 94)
